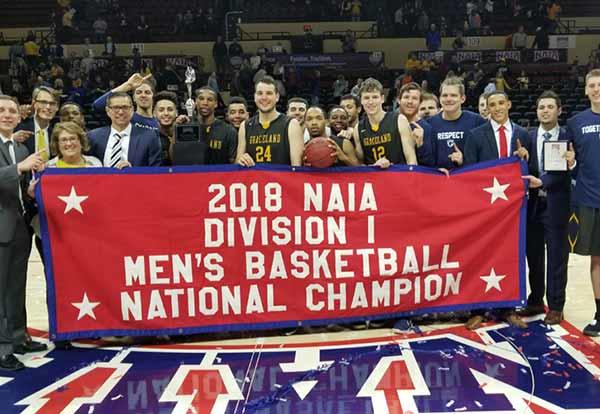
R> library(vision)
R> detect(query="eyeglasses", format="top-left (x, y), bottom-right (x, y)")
top-left (36, 100), bottom-right (58, 108)
top-left (58, 137), bottom-right (79, 144)
top-left (108, 105), bottom-right (133, 112)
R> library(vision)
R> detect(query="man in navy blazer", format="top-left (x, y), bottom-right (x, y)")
top-left (520, 91), bottom-right (572, 325)
top-left (462, 91), bottom-right (531, 330)
top-left (88, 92), bottom-right (162, 167)
top-left (464, 92), bottom-right (531, 165)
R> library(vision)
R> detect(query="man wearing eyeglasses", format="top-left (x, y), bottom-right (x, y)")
top-left (88, 92), bottom-right (162, 167)
top-left (13, 86), bottom-right (59, 160)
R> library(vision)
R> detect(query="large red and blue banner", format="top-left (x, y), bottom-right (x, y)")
top-left (38, 159), bottom-right (527, 340)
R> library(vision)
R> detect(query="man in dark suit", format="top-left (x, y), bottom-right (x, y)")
top-left (13, 86), bottom-right (59, 157)
top-left (0, 95), bottom-right (47, 371)
top-left (463, 91), bottom-right (531, 330)
top-left (464, 92), bottom-right (531, 165)
top-left (520, 91), bottom-right (572, 325)
top-left (88, 92), bottom-right (162, 167)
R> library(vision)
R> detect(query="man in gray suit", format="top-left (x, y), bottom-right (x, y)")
top-left (0, 95), bottom-right (46, 371)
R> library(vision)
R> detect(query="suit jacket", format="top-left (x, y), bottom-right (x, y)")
top-left (527, 126), bottom-right (571, 224)
top-left (464, 120), bottom-right (532, 166)
top-left (14, 116), bottom-right (54, 156)
top-left (88, 124), bottom-right (162, 167)
top-left (0, 139), bottom-right (30, 243)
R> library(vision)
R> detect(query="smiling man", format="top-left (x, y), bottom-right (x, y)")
top-left (92, 73), bottom-right (159, 134)
top-left (427, 77), bottom-right (486, 169)
top-left (0, 94), bottom-right (47, 371)
top-left (14, 86), bottom-right (60, 159)
top-left (396, 83), bottom-right (435, 166)
top-left (566, 69), bottom-right (600, 337)
top-left (353, 78), bottom-right (417, 168)
top-left (519, 90), bottom-right (571, 325)
top-left (237, 76), bottom-right (304, 166)
top-left (226, 96), bottom-right (249, 130)
top-left (88, 92), bottom-right (162, 167)
top-left (194, 86), bottom-right (238, 164)
top-left (304, 106), bottom-right (359, 167)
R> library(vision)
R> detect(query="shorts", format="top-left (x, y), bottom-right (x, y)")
top-left (573, 206), bottom-right (600, 256)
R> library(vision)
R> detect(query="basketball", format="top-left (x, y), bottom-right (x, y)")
top-left (303, 137), bottom-right (337, 168)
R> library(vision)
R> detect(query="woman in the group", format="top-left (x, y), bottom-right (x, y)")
top-left (46, 121), bottom-right (102, 168)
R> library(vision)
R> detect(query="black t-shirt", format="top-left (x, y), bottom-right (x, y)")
top-left (245, 113), bottom-right (292, 165)
top-left (359, 111), bottom-right (405, 165)
top-left (201, 118), bottom-right (238, 164)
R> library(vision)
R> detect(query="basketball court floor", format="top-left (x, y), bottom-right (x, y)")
top-left (0, 251), bottom-right (598, 413)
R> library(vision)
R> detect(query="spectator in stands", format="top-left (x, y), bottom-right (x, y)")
top-left (405, 52), bottom-right (421, 73)
top-left (136, 15), bottom-right (150, 41)
top-left (61, 7), bottom-right (76, 40)
top-left (532, 26), bottom-right (549, 49)
top-left (23, 37), bottom-right (40, 68)
top-left (342, 30), bottom-right (356, 54)
top-left (212, 36), bottom-right (229, 76)
top-left (517, 70), bottom-right (530, 90)
top-left (394, 6), bottom-right (404, 34)
top-left (350, 0), bottom-right (362, 21)
top-left (207, 72), bottom-right (220, 96)
top-left (228, 39), bottom-right (243, 60)
top-left (350, 78), bottom-right (363, 97)
top-left (469, 10), bottom-right (482, 34)
top-left (103, 36), bottom-right (116, 58)
top-left (512, 25), bottom-right (528, 49)
top-left (333, 75), bottom-right (349, 99)
top-left (452, 31), bottom-right (466, 50)
top-left (484, 78), bottom-right (497, 94)
top-left (417, 11), bottom-right (429, 34)
top-left (547, 1), bottom-right (561, 33)
top-left (92, 16), bottom-right (108, 43)
top-left (183, 10), bottom-right (194, 34)
top-left (495, 71), bottom-right (512, 92)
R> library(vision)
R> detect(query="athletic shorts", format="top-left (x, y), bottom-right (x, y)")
top-left (573, 206), bottom-right (600, 256)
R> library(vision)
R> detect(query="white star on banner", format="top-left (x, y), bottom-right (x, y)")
top-left (480, 268), bottom-right (506, 293)
top-left (72, 293), bottom-right (100, 320)
top-left (483, 177), bottom-right (510, 204)
top-left (58, 186), bottom-right (89, 214)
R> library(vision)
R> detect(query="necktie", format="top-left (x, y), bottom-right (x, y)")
top-left (109, 133), bottom-right (123, 168)
top-left (36, 129), bottom-right (49, 162)
top-left (5, 140), bottom-right (24, 211)
top-left (498, 125), bottom-right (508, 158)
top-left (540, 132), bottom-right (552, 173)
top-left (5, 139), bottom-right (16, 164)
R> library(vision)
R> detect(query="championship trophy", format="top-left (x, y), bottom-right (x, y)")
top-left (184, 66), bottom-right (196, 118)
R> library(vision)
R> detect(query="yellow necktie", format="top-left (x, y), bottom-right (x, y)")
top-left (37, 129), bottom-right (49, 161)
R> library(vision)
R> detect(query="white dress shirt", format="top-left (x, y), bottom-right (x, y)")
top-left (490, 119), bottom-right (513, 158)
top-left (103, 124), bottom-right (132, 167)
top-left (537, 125), bottom-right (559, 173)
top-left (1, 134), bottom-right (24, 209)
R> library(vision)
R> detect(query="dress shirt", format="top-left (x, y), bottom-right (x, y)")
top-left (490, 119), bottom-right (513, 158)
top-left (104, 124), bottom-right (132, 167)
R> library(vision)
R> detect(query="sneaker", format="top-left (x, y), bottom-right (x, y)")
top-left (583, 319), bottom-right (600, 337)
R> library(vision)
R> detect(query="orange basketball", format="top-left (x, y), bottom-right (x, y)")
top-left (303, 137), bottom-right (336, 168)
